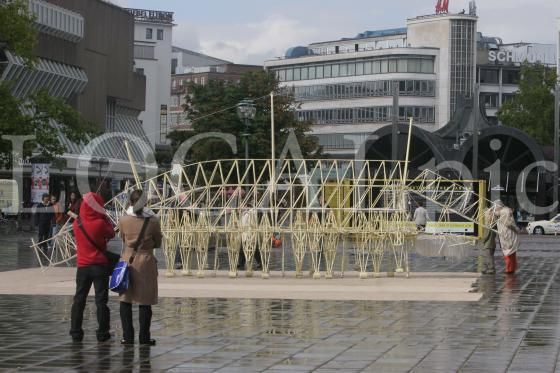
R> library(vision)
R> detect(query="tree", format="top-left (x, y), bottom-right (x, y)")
top-left (0, 1), bottom-right (98, 169)
top-left (497, 62), bottom-right (557, 146)
top-left (167, 70), bottom-right (319, 164)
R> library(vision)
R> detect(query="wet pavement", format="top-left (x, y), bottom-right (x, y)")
top-left (0, 234), bottom-right (559, 372)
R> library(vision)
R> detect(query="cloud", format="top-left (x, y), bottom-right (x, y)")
top-left (476, 0), bottom-right (558, 43)
top-left (197, 15), bottom-right (322, 64)
top-left (172, 21), bottom-right (201, 51)
top-left (105, 0), bottom-right (129, 8)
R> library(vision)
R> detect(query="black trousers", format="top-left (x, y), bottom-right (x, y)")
top-left (38, 223), bottom-right (51, 253)
top-left (70, 265), bottom-right (110, 341)
top-left (120, 302), bottom-right (152, 343)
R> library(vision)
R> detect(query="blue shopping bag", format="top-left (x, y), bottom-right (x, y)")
top-left (109, 217), bottom-right (150, 294)
top-left (109, 260), bottom-right (129, 293)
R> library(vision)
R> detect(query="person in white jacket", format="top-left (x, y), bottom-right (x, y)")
top-left (413, 201), bottom-right (428, 230)
top-left (237, 204), bottom-right (262, 270)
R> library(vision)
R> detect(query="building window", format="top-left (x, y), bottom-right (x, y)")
top-left (297, 105), bottom-right (435, 125)
top-left (481, 93), bottom-right (499, 108)
top-left (134, 45), bottom-right (155, 59)
top-left (356, 62), bottom-right (364, 75)
top-left (292, 80), bottom-right (436, 101)
top-left (502, 93), bottom-right (515, 104)
top-left (388, 59), bottom-right (397, 73)
top-left (146, 28), bottom-right (153, 39)
top-left (286, 69), bottom-right (293, 81)
top-left (380, 60), bottom-right (388, 73)
top-left (331, 64), bottom-right (340, 77)
top-left (502, 69), bottom-right (519, 85)
top-left (308, 66), bottom-right (316, 79)
top-left (479, 68), bottom-right (499, 84)
top-left (364, 62), bottom-right (372, 75)
top-left (397, 59), bottom-right (407, 73)
top-left (157, 29), bottom-right (164, 40)
top-left (170, 95), bottom-right (181, 107)
top-left (339, 63), bottom-right (348, 77)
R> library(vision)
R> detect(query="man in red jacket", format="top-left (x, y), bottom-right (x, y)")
top-left (69, 192), bottom-right (115, 342)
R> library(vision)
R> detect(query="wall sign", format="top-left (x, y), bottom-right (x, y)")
top-left (31, 163), bottom-right (49, 203)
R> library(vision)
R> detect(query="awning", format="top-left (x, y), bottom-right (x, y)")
top-left (0, 51), bottom-right (88, 99)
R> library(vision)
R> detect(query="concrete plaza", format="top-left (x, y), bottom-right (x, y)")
top-left (0, 234), bottom-right (559, 372)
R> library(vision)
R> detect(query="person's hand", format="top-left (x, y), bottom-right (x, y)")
top-left (67, 211), bottom-right (78, 219)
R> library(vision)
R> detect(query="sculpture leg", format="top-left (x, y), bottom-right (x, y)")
top-left (371, 240), bottom-right (384, 278)
top-left (323, 235), bottom-right (337, 279)
top-left (180, 246), bottom-right (193, 276)
top-left (292, 234), bottom-right (306, 278)
top-left (195, 232), bottom-right (210, 278)
top-left (163, 234), bottom-right (176, 278)
top-left (259, 244), bottom-right (271, 279)
top-left (309, 243), bottom-right (322, 279)
top-left (226, 232), bottom-right (241, 278)
top-left (356, 239), bottom-right (369, 279)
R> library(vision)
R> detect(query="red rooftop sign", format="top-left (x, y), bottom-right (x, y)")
top-left (436, 0), bottom-right (450, 14)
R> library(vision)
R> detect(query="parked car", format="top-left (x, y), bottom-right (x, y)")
top-left (527, 214), bottom-right (560, 235)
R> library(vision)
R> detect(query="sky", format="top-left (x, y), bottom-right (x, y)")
top-left (109, 0), bottom-right (559, 65)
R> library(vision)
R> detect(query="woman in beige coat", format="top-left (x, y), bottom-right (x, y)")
top-left (118, 190), bottom-right (162, 345)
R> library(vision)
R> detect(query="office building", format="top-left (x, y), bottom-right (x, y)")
top-left (265, 3), bottom-right (556, 214)
top-left (125, 8), bottom-right (174, 147)
top-left (0, 0), bottom-right (151, 202)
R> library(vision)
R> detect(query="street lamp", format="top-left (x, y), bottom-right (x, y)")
top-left (554, 84), bottom-right (559, 216)
top-left (236, 99), bottom-right (256, 173)
top-left (90, 157), bottom-right (109, 181)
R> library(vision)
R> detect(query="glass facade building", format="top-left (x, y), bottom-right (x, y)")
top-left (449, 19), bottom-right (476, 115)
top-left (293, 80), bottom-right (435, 101)
top-left (264, 12), bottom-right (481, 155)
top-left (275, 56), bottom-right (435, 82)
top-left (298, 106), bottom-right (435, 125)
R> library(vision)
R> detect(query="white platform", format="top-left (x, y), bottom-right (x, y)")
top-left (0, 268), bottom-right (481, 302)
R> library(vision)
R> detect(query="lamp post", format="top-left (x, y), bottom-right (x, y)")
top-left (90, 157), bottom-right (109, 182)
top-left (236, 99), bottom-right (256, 174)
top-left (554, 84), bottom-right (559, 215)
top-left (473, 83), bottom-right (480, 180)
top-left (391, 81), bottom-right (399, 163)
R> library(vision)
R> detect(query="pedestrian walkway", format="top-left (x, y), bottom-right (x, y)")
top-left (0, 235), bottom-right (559, 371)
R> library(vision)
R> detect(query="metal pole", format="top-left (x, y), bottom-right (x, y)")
top-left (391, 81), bottom-right (399, 162)
top-left (244, 118), bottom-right (249, 173)
top-left (472, 83), bottom-right (479, 180)
top-left (403, 117), bottom-right (414, 184)
top-left (270, 92), bottom-right (275, 181)
top-left (124, 140), bottom-right (142, 188)
top-left (554, 84), bottom-right (559, 214)
top-left (270, 92), bottom-right (276, 223)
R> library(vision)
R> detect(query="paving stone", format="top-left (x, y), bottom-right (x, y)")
top-left (1, 234), bottom-right (560, 371)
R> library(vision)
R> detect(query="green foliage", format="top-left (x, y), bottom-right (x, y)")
top-left (0, 0), bottom-right (37, 65)
top-left (0, 1), bottom-right (98, 168)
top-left (497, 62), bottom-right (557, 146)
top-left (167, 70), bottom-right (319, 164)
